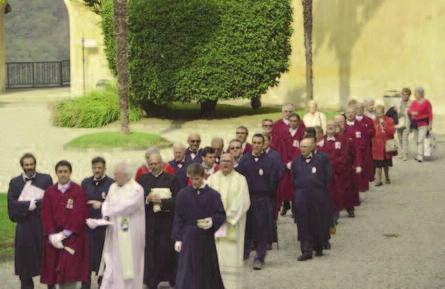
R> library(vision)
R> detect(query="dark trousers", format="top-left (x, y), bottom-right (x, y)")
top-left (20, 277), bottom-right (33, 289)
top-left (244, 238), bottom-right (267, 262)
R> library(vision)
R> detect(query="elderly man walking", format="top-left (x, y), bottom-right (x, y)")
top-left (99, 162), bottom-right (146, 289)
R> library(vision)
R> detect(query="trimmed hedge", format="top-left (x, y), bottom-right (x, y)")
top-left (101, 0), bottom-right (293, 110)
top-left (52, 84), bottom-right (142, 128)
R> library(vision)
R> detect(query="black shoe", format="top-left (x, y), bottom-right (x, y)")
top-left (267, 243), bottom-right (272, 251)
top-left (347, 209), bottom-right (355, 218)
top-left (324, 242), bottom-right (331, 250)
top-left (297, 254), bottom-right (313, 261)
top-left (315, 250), bottom-right (323, 257)
top-left (375, 182), bottom-right (383, 187)
top-left (253, 259), bottom-right (264, 270)
top-left (385, 179), bottom-right (391, 184)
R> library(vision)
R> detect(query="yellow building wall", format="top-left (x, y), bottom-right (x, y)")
top-left (0, 4), bottom-right (6, 93)
top-left (64, 0), bottom-right (113, 96)
top-left (264, 0), bottom-right (445, 116)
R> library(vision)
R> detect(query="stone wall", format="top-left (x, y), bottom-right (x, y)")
top-left (263, 0), bottom-right (445, 117)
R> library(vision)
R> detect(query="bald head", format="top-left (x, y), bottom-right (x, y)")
top-left (300, 138), bottom-right (315, 157)
top-left (220, 153), bottom-right (234, 175)
top-left (148, 153), bottom-right (163, 175)
top-left (334, 114), bottom-right (346, 132)
top-left (355, 102), bottom-right (365, 115)
top-left (282, 103), bottom-right (295, 120)
top-left (346, 105), bottom-right (356, 121)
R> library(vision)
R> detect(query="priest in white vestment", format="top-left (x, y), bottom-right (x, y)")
top-left (207, 153), bottom-right (251, 289)
top-left (99, 162), bottom-right (146, 289)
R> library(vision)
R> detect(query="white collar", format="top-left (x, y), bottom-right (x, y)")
top-left (346, 120), bottom-right (355, 126)
top-left (327, 136), bottom-right (336, 141)
top-left (22, 172), bottom-right (36, 182)
top-left (57, 182), bottom-right (71, 193)
top-left (283, 119), bottom-right (289, 125)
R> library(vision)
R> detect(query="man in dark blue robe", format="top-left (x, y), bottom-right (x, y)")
top-left (80, 157), bottom-right (114, 289)
top-left (138, 153), bottom-right (180, 289)
top-left (7, 153), bottom-right (53, 289)
top-left (169, 143), bottom-right (191, 189)
top-left (185, 133), bottom-right (203, 163)
top-left (291, 138), bottom-right (332, 261)
top-left (264, 133), bottom-right (285, 248)
top-left (236, 134), bottom-right (280, 270)
top-left (172, 163), bottom-right (226, 289)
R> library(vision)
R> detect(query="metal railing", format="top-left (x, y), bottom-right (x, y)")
top-left (6, 60), bottom-right (70, 89)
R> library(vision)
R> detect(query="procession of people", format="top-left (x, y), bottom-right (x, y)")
top-left (7, 87), bottom-right (434, 289)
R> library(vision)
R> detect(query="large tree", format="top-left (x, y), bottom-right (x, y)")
top-left (302, 0), bottom-right (313, 101)
top-left (102, 0), bottom-right (293, 115)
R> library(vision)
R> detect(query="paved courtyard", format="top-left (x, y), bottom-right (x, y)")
top-left (1, 89), bottom-right (445, 289)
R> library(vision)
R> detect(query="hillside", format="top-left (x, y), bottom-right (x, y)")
top-left (4, 0), bottom-right (70, 62)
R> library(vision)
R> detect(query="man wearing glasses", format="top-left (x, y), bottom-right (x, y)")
top-left (262, 119), bottom-right (274, 136)
top-left (228, 139), bottom-right (243, 168)
top-left (185, 133), bottom-right (203, 163)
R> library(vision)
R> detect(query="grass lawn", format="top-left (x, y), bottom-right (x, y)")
top-left (147, 102), bottom-right (339, 121)
top-left (65, 132), bottom-right (172, 150)
top-left (0, 194), bottom-right (15, 261)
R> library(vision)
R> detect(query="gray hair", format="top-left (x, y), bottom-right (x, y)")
top-left (114, 161), bottom-right (133, 178)
top-left (211, 137), bottom-right (224, 147)
top-left (173, 143), bottom-right (186, 150)
top-left (415, 87), bottom-right (425, 96)
top-left (145, 146), bottom-right (160, 157)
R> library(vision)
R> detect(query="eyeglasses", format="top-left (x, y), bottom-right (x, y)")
top-left (236, 132), bottom-right (247, 135)
top-left (229, 146), bottom-right (241, 150)
top-left (262, 124), bottom-right (273, 127)
top-left (190, 140), bottom-right (201, 143)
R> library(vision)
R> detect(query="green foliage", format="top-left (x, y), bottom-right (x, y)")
top-left (82, 0), bottom-right (103, 14)
top-left (52, 84), bottom-right (142, 128)
top-left (101, 0), bottom-right (117, 75)
top-left (101, 0), bottom-right (293, 110)
top-left (65, 132), bottom-right (171, 149)
top-left (0, 194), bottom-right (15, 261)
top-left (4, 0), bottom-right (69, 62)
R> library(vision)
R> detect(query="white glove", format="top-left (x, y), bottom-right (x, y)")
top-left (286, 162), bottom-right (292, 170)
top-left (198, 217), bottom-right (213, 230)
top-left (28, 199), bottom-right (37, 211)
top-left (355, 166), bottom-right (362, 174)
top-left (86, 219), bottom-right (99, 229)
top-left (174, 241), bottom-right (182, 253)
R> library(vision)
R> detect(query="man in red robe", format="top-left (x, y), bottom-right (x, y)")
top-left (355, 102), bottom-right (376, 189)
top-left (274, 113), bottom-right (305, 217)
top-left (317, 121), bottom-right (349, 226)
top-left (337, 108), bottom-right (364, 218)
top-left (135, 147), bottom-right (176, 181)
top-left (41, 160), bottom-right (89, 289)
top-left (271, 103), bottom-right (295, 148)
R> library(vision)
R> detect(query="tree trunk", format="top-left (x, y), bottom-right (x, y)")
top-left (200, 100), bottom-right (217, 116)
top-left (302, 0), bottom-right (314, 102)
top-left (114, 0), bottom-right (130, 134)
top-left (250, 96), bottom-right (262, 110)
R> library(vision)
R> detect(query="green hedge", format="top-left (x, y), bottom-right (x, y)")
top-left (52, 84), bottom-right (142, 128)
top-left (101, 0), bottom-right (293, 110)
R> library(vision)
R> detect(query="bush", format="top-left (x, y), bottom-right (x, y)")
top-left (101, 0), bottom-right (293, 111)
top-left (52, 84), bottom-right (142, 128)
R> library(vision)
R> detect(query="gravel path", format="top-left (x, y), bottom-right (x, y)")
top-left (1, 89), bottom-right (445, 289)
